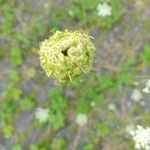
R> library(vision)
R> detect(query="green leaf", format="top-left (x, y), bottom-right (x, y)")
top-left (2, 125), bottom-right (14, 138)
top-left (12, 144), bottom-right (22, 150)
top-left (77, 99), bottom-right (90, 114)
top-left (141, 45), bottom-right (150, 65)
top-left (49, 110), bottom-right (65, 131)
top-left (8, 71), bottom-right (20, 83)
top-left (96, 123), bottom-right (110, 136)
top-left (0, 4), bottom-right (14, 35)
top-left (19, 97), bottom-right (35, 110)
top-left (10, 48), bottom-right (23, 66)
top-left (50, 138), bottom-right (66, 150)
top-left (30, 145), bottom-right (39, 150)
top-left (83, 144), bottom-right (94, 150)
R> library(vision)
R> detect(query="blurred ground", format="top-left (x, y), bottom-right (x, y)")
top-left (0, 0), bottom-right (150, 150)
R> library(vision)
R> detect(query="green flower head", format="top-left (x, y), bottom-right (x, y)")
top-left (38, 30), bottom-right (95, 83)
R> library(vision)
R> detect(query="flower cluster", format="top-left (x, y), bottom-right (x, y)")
top-left (97, 2), bottom-right (112, 17)
top-left (131, 89), bottom-right (142, 102)
top-left (143, 80), bottom-right (150, 93)
top-left (38, 30), bottom-right (95, 83)
top-left (127, 125), bottom-right (150, 150)
top-left (131, 79), bottom-right (150, 104)
top-left (35, 107), bottom-right (49, 123)
top-left (75, 113), bottom-right (88, 126)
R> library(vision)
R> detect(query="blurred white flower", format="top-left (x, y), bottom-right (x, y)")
top-left (75, 113), bottom-right (87, 126)
top-left (91, 101), bottom-right (95, 107)
top-left (142, 79), bottom-right (150, 94)
top-left (131, 89), bottom-right (142, 102)
top-left (146, 80), bottom-right (150, 88)
top-left (127, 125), bottom-right (150, 150)
top-left (108, 103), bottom-right (116, 111)
top-left (126, 124), bottom-right (135, 134)
top-left (97, 3), bottom-right (112, 17)
top-left (134, 82), bottom-right (139, 86)
top-left (68, 10), bottom-right (73, 16)
top-left (143, 87), bottom-right (149, 93)
top-left (35, 107), bottom-right (49, 123)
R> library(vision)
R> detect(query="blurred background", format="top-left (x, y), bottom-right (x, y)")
top-left (0, 0), bottom-right (150, 150)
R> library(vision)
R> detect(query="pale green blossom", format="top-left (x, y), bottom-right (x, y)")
top-left (142, 79), bottom-right (150, 93)
top-left (131, 89), bottom-right (142, 102)
top-left (143, 87), bottom-right (149, 93)
top-left (35, 107), bottom-right (49, 123)
top-left (97, 3), bottom-right (112, 17)
top-left (90, 102), bottom-right (95, 107)
top-left (146, 80), bottom-right (150, 88)
top-left (75, 113), bottom-right (87, 126)
top-left (108, 103), bottom-right (116, 111)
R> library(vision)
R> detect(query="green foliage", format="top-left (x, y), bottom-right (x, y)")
top-left (8, 71), bottom-right (21, 83)
top-left (50, 138), bottom-right (66, 150)
top-left (141, 45), bottom-right (150, 65)
top-left (48, 89), bottom-right (67, 131)
top-left (3, 86), bottom-right (22, 101)
top-left (13, 32), bottom-right (33, 48)
top-left (49, 20), bottom-right (61, 30)
top-left (30, 141), bottom-right (49, 150)
top-left (0, 97), bottom-right (22, 136)
top-left (115, 72), bottom-right (134, 86)
top-left (0, 4), bottom-right (14, 36)
top-left (76, 85), bottom-right (103, 114)
top-left (77, 99), bottom-right (90, 114)
top-left (12, 144), bottom-right (22, 150)
top-left (10, 48), bottom-right (23, 66)
top-left (120, 59), bottom-right (135, 71)
top-left (62, 0), bottom-right (121, 29)
top-left (0, 0), bottom-right (5, 4)
top-left (95, 122), bottom-right (110, 136)
top-left (2, 125), bottom-right (14, 138)
top-left (30, 145), bottom-right (39, 150)
top-left (98, 75), bottom-right (115, 91)
top-left (19, 97), bottom-right (36, 111)
top-left (83, 144), bottom-right (94, 150)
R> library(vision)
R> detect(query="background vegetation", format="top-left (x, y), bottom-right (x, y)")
top-left (0, 0), bottom-right (150, 149)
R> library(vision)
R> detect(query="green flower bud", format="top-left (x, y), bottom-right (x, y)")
top-left (38, 30), bottom-right (95, 83)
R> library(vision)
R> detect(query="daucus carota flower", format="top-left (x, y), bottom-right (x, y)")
top-left (108, 103), bottom-right (116, 111)
top-left (35, 107), bottom-right (49, 123)
top-left (75, 113), bottom-right (87, 126)
top-left (90, 101), bottom-right (95, 107)
top-left (146, 80), bottom-right (150, 88)
top-left (97, 2), bottom-right (112, 17)
top-left (127, 125), bottom-right (150, 150)
top-left (143, 79), bottom-right (150, 93)
top-left (38, 30), bottom-right (95, 83)
top-left (131, 89), bottom-right (142, 102)
top-left (143, 87), bottom-right (149, 93)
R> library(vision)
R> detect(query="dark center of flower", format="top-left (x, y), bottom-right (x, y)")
top-left (62, 47), bottom-right (69, 56)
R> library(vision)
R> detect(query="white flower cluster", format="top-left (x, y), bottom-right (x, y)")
top-left (143, 80), bottom-right (150, 93)
top-left (131, 89), bottom-right (142, 102)
top-left (108, 103), bottom-right (116, 111)
top-left (35, 107), bottom-right (49, 123)
top-left (97, 2), bottom-right (112, 17)
top-left (127, 125), bottom-right (150, 150)
top-left (75, 113), bottom-right (87, 126)
top-left (131, 79), bottom-right (150, 103)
